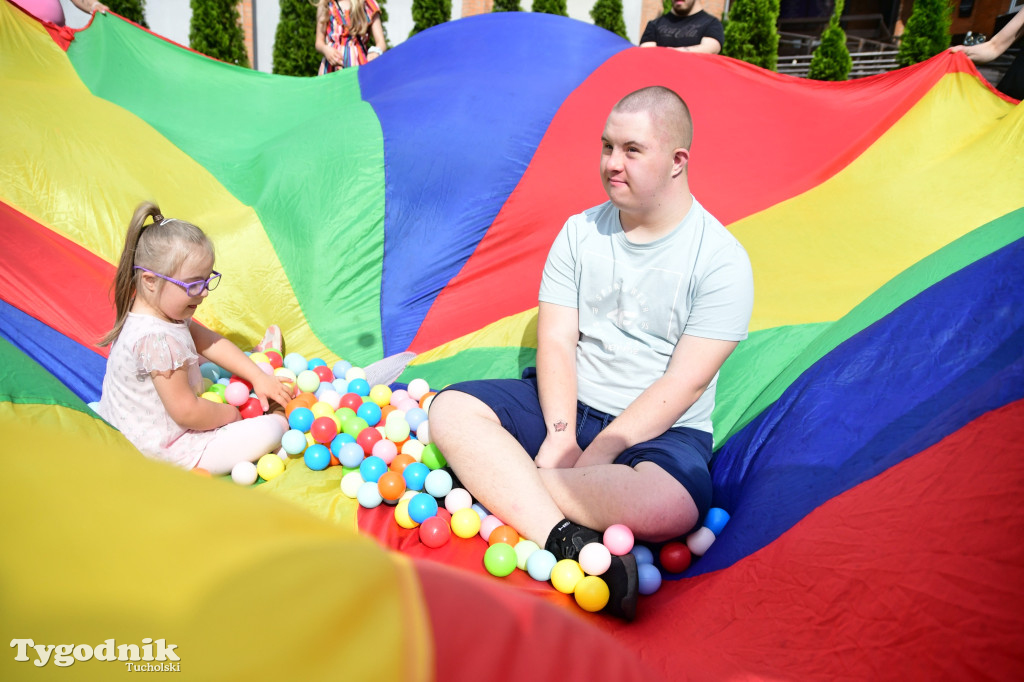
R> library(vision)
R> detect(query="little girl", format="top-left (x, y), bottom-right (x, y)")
top-left (314, 0), bottom-right (387, 74)
top-left (96, 202), bottom-right (291, 475)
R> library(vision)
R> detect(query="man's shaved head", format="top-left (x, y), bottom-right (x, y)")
top-left (611, 86), bottom-right (693, 151)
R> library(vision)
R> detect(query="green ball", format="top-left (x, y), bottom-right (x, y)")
top-left (421, 443), bottom-right (447, 470)
top-left (209, 383), bottom-right (227, 397)
top-left (342, 416), bottom-right (370, 437)
top-left (484, 543), bottom-right (518, 578)
top-left (514, 540), bottom-right (540, 570)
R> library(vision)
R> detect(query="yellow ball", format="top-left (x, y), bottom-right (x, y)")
top-left (201, 391), bottom-right (225, 403)
top-left (311, 401), bottom-right (337, 419)
top-left (450, 508), bottom-right (482, 539)
top-left (256, 454), bottom-right (285, 481)
top-left (550, 559), bottom-right (585, 594)
top-left (573, 575), bottom-right (610, 612)
top-left (249, 352), bottom-right (269, 364)
top-left (400, 439), bottom-right (425, 460)
top-left (369, 384), bottom-right (393, 407)
top-left (395, 499), bottom-right (419, 529)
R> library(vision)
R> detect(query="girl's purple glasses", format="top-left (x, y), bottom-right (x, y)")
top-left (134, 266), bottom-right (221, 297)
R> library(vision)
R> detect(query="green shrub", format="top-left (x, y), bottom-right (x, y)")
top-left (189, 0), bottom-right (250, 67)
top-left (591, 0), bottom-right (627, 39)
top-left (808, 0), bottom-right (851, 80)
top-left (722, 0), bottom-right (780, 71)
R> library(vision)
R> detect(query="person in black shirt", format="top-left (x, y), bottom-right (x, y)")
top-left (640, 0), bottom-right (725, 54)
top-left (950, 9), bottom-right (1023, 101)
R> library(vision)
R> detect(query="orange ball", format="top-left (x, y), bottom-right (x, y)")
top-left (285, 393), bottom-right (317, 417)
top-left (379, 404), bottom-right (397, 424)
top-left (488, 525), bottom-right (520, 547)
top-left (192, 467), bottom-right (211, 477)
top-left (419, 391), bottom-right (436, 409)
top-left (377, 471), bottom-right (406, 502)
top-left (390, 454), bottom-right (415, 474)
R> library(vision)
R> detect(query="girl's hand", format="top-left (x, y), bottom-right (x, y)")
top-left (326, 48), bottom-right (344, 66)
top-left (250, 371), bottom-right (293, 412)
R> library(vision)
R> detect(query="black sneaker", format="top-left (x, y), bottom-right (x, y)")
top-left (545, 519), bottom-right (638, 622)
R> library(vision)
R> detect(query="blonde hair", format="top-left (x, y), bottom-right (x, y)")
top-left (613, 86), bottom-right (693, 151)
top-left (98, 202), bottom-right (214, 347)
top-left (316, 0), bottom-right (372, 40)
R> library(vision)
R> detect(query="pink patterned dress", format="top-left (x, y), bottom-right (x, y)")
top-left (318, 0), bottom-right (381, 74)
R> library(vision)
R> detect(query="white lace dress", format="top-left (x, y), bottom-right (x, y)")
top-left (97, 313), bottom-right (218, 468)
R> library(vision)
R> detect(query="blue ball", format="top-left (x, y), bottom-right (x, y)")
top-left (332, 378), bottom-right (350, 394)
top-left (407, 492), bottom-right (439, 524)
top-left (283, 352), bottom-right (308, 375)
top-left (329, 433), bottom-right (357, 456)
top-left (281, 429), bottom-right (308, 455)
top-left (288, 407), bottom-right (315, 433)
top-left (357, 480), bottom-right (383, 508)
top-left (347, 377), bottom-right (370, 397)
top-left (308, 357), bottom-right (327, 369)
top-left (303, 444), bottom-right (330, 471)
top-left (403, 462), bottom-right (430, 491)
top-left (356, 401), bottom-right (382, 427)
top-left (631, 544), bottom-right (655, 565)
top-left (526, 549), bottom-right (558, 582)
top-left (332, 360), bottom-right (353, 380)
top-left (704, 507), bottom-right (730, 536)
top-left (337, 442), bottom-right (365, 469)
top-left (405, 407), bottom-right (428, 432)
top-left (359, 455), bottom-right (387, 483)
top-left (423, 469), bottom-right (453, 498)
top-left (471, 502), bottom-right (490, 520)
top-left (638, 562), bottom-right (663, 595)
top-left (200, 361), bottom-right (223, 383)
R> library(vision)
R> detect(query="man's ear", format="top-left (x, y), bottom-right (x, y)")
top-left (672, 147), bottom-right (690, 177)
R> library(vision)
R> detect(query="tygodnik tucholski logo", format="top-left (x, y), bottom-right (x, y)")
top-left (11, 638), bottom-right (181, 671)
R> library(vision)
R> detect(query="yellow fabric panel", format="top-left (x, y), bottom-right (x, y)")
top-left (0, 2), bottom-right (331, 360)
top-left (0, 402), bottom-right (432, 682)
top-left (731, 72), bottom-right (1022, 332)
top-left (411, 307), bottom-right (539, 365)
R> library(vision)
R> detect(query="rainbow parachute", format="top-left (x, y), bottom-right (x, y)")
top-left (2, 1), bottom-right (1023, 679)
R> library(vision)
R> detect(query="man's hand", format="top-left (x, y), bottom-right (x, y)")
top-left (535, 434), bottom-right (583, 469)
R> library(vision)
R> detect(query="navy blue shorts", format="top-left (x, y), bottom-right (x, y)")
top-left (434, 368), bottom-right (713, 520)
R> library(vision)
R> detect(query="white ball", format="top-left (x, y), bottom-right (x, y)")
top-left (424, 469), bottom-right (453, 498)
top-left (406, 378), bottom-right (430, 400)
top-left (340, 471), bottom-right (364, 499)
top-left (686, 526), bottom-right (717, 556)
top-left (345, 366), bottom-right (367, 382)
top-left (357, 480), bottom-right (383, 508)
top-left (444, 487), bottom-right (472, 513)
top-left (578, 542), bottom-right (612, 576)
top-left (416, 421), bottom-right (431, 445)
top-left (230, 461), bottom-right (258, 485)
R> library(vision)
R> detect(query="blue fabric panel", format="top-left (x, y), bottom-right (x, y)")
top-left (687, 236), bottom-right (1024, 577)
top-left (359, 14), bottom-right (629, 355)
top-left (0, 299), bottom-right (105, 403)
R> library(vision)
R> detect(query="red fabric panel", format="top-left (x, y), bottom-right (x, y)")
top-left (408, 51), bottom-right (977, 352)
top-left (415, 558), bottom-right (660, 682)
top-left (0, 200), bottom-right (114, 356)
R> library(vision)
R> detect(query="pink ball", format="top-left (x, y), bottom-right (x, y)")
top-left (397, 398), bottom-right (420, 413)
top-left (602, 524), bottom-right (634, 556)
top-left (224, 382), bottom-right (250, 407)
top-left (578, 541), bottom-right (612, 576)
top-left (371, 438), bottom-right (398, 465)
top-left (479, 515), bottom-right (504, 542)
top-left (389, 389), bottom-right (410, 407)
top-left (444, 488), bottom-right (473, 514)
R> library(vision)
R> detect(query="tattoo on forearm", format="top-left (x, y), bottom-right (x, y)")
top-left (553, 420), bottom-right (567, 432)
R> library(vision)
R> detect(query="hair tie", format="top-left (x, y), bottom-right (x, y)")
top-left (151, 213), bottom-right (164, 225)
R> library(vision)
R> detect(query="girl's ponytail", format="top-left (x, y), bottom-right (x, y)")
top-left (98, 202), bottom-right (162, 347)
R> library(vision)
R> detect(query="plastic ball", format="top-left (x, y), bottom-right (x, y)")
top-left (419, 515), bottom-right (451, 548)
top-left (332, 360), bottom-right (352, 378)
top-left (208, 383), bottom-right (227, 398)
top-left (659, 541), bottom-right (692, 574)
top-left (295, 370), bottom-right (320, 394)
top-left (341, 416), bottom-right (369, 437)
top-left (256, 454), bottom-right (285, 481)
top-left (471, 502), bottom-right (490, 520)
top-left (240, 397), bottom-right (263, 419)
top-left (388, 389), bottom-right (410, 406)
top-left (394, 499), bottom-right (419, 529)
top-left (631, 544), bottom-right (655, 566)
top-left (345, 366), bottom-right (367, 382)
top-left (514, 540), bottom-right (540, 570)
top-left (638, 562), bottom-right (663, 595)
top-left (281, 429), bottom-right (308, 455)
top-left (371, 438), bottom-right (398, 465)
top-left (403, 462), bottom-right (430, 491)
top-left (488, 525), bottom-right (520, 548)
top-left (408, 492), bottom-right (439, 524)
top-left (377, 471), bottom-right (406, 502)
top-left (704, 507), bottom-right (730, 536)
top-left (416, 421), bottom-right (431, 445)
top-left (357, 480), bottom-right (383, 508)
top-left (249, 352), bottom-right (269, 365)
top-left (384, 418), bottom-right (411, 444)
top-left (574, 575), bottom-right (610, 612)
top-left (255, 361), bottom-right (274, 376)
top-left (230, 461), bottom-right (258, 486)
top-left (200, 391), bottom-right (224, 403)
top-left (200, 361), bottom-right (222, 383)
top-left (264, 350), bottom-right (283, 369)
top-left (339, 393), bottom-right (363, 412)
top-left (356, 426), bottom-right (383, 454)
top-left (312, 365), bottom-right (334, 384)
top-left (306, 357), bottom-right (326, 370)
top-left (483, 543), bottom-right (518, 577)
top-left (525, 549), bottom-right (557, 581)
top-left (368, 384), bottom-right (392, 407)
top-left (317, 390), bottom-right (342, 410)
top-left (578, 541), bottom-right (612, 576)
top-left (288, 407), bottom-right (315, 433)
top-left (390, 454), bottom-right (415, 475)
top-left (273, 367), bottom-right (297, 393)
top-left (479, 515), bottom-right (504, 542)
top-left (423, 469), bottom-right (453, 498)
top-left (310, 401), bottom-right (337, 420)
top-left (406, 378), bottom-right (430, 400)
top-left (550, 559), bottom-right (585, 594)
top-left (356, 401), bottom-right (383, 427)
top-left (450, 508), bottom-right (482, 538)
top-left (224, 381), bottom-right (249, 407)
top-left (340, 470), bottom-right (364, 498)
top-left (310, 416), bottom-right (339, 444)
top-left (444, 487), bottom-right (473, 514)
top-left (347, 377), bottom-right (370, 397)
top-left (303, 444), bottom-right (331, 471)
top-left (420, 392), bottom-right (437, 410)
top-left (686, 526), bottom-right (717, 556)
top-left (602, 523), bottom-right (635, 556)
top-left (336, 441), bottom-right (366, 469)
top-left (283, 352), bottom-right (308, 375)
top-left (420, 442), bottom-right (446, 469)
top-left (285, 393), bottom-right (315, 417)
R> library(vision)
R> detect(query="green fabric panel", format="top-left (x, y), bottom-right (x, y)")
top-left (66, 16), bottom-right (386, 365)
top-left (399, 347), bottom-right (538, 389)
top-left (0, 336), bottom-right (91, 413)
top-left (714, 207), bottom-right (1024, 449)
